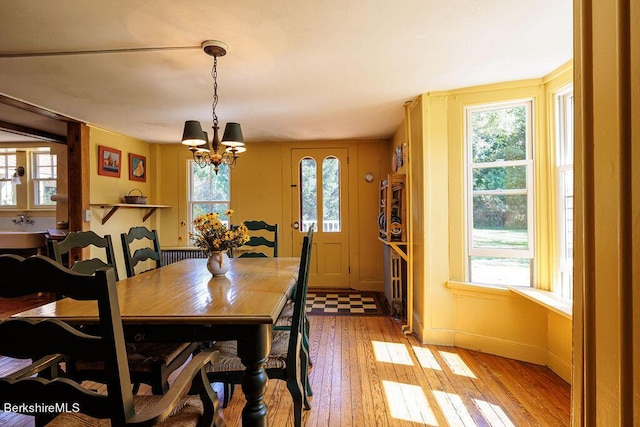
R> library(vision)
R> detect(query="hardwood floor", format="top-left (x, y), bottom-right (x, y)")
top-left (0, 313), bottom-right (571, 426)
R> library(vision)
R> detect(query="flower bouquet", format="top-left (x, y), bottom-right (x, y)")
top-left (190, 210), bottom-right (249, 275)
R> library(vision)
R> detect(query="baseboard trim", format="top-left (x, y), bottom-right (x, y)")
top-left (547, 349), bottom-right (572, 384)
top-left (454, 331), bottom-right (547, 365)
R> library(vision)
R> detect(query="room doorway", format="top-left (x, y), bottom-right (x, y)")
top-left (291, 148), bottom-right (350, 287)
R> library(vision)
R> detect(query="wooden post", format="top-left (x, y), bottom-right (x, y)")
top-left (66, 122), bottom-right (90, 261)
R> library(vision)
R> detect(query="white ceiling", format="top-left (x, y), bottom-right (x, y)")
top-left (0, 0), bottom-right (573, 144)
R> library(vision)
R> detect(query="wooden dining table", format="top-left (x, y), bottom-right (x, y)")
top-left (12, 256), bottom-right (301, 427)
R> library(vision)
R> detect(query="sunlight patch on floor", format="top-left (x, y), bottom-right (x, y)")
top-left (432, 390), bottom-right (475, 426)
top-left (383, 380), bottom-right (438, 425)
top-left (372, 340), bottom-right (414, 366)
top-left (438, 351), bottom-right (477, 378)
top-left (474, 398), bottom-right (515, 427)
top-left (413, 346), bottom-right (443, 370)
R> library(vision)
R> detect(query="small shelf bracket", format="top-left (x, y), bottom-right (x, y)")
top-left (378, 237), bottom-right (408, 261)
top-left (90, 204), bottom-right (170, 225)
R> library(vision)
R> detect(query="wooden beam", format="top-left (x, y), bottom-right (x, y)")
top-left (0, 119), bottom-right (66, 144)
top-left (67, 122), bottom-right (90, 237)
top-left (0, 93), bottom-right (73, 122)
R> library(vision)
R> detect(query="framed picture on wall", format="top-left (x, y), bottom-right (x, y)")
top-left (128, 153), bottom-right (146, 182)
top-left (98, 145), bottom-right (122, 178)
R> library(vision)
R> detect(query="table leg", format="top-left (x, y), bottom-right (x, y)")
top-left (237, 324), bottom-right (271, 426)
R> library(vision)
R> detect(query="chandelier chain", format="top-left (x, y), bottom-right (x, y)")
top-left (211, 55), bottom-right (218, 127)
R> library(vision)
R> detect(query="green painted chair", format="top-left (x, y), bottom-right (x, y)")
top-left (52, 230), bottom-right (119, 281)
top-left (0, 254), bottom-right (224, 427)
top-left (206, 229), bottom-right (314, 427)
top-left (54, 229), bottom-right (198, 395)
top-left (116, 226), bottom-right (200, 394)
top-left (120, 226), bottom-right (162, 277)
top-left (237, 220), bottom-right (278, 258)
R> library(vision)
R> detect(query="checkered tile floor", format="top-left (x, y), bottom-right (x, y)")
top-left (306, 292), bottom-right (385, 315)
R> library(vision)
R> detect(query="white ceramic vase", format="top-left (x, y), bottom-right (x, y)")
top-left (206, 251), bottom-right (230, 276)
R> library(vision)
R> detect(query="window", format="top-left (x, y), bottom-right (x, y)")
top-left (299, 157), bottom-right (317, 232)
top-left (298, 155), bottom-right (342, 232)
top-left (466, 100), bottom-right (534, 286)
top-left (0, 153), bottom-right (18, 207)
top-left (322, 156), bottom-right (341, 232)
top-left (32, 151), bottom-right (57, 206)
top-left (555, 87), bottom-right (574, 300)
top-left (188, 161), bottom-right (230, 236)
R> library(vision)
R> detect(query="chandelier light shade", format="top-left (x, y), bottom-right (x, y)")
top-left (181, 40), bottom-right (246, 175)
top-left (181, 120), bottom-right (207, 146)
top-left (221, 122), bottom-right (244, 147)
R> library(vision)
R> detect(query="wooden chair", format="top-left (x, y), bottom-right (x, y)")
top-left (205, 229), bottom-right (314, 427)
top-left (52, 230), bottom-right (119, 281)
top-left (121, 226), bottom-right (162, 278)
top-left (237, 220), bottom-right (278, 258)
top-left (273, 224), bottom-right (314, 368)
top-left (0, 254), bottom-right (225, 427)
top-left (274, 228), bottom-right (314, 388)
top-left (54, 229), bottom-right (197, 395)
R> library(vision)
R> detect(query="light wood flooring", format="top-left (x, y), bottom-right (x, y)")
top-left (0, 313), bottom-right (570, 426)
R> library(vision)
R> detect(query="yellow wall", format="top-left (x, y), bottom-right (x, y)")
top-left (398, 62), bottom-right (573, 383)
top-left (88, 126), bottom-right (156, 278)
top-left (157, 138), bottom-right (388, 290)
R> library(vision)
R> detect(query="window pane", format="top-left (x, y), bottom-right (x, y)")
top-left (192, 203), bottom-right (230, 225)
top-left (0, 154), bottom-right (16, 179)
top-left (556, 89), bottom-right (574, 300)
top-left (0, 181), bottom-right (17, 206)
top-left (34, 153), bottom-right (56, 179)
top-left (0, 154), bottom-right (17, 206)
top-left (470, 257), bottom-right (531, 286)
top-left (210, 166), bottom-right (230, 201)
top-left (300, 157), bottom-right (317, 232)
top-left (322, 156), bottom-right (340, 232)
top-left (188, 161), bottom-right (231, 238)
top-left (472, 194), bottom-right (528, 249)
top-left (35, 180), bottom-right (56, 205)
top-left (190, 163), bottom-right (229, 201)
top-left (472, 166), bottom-right (527, 191)
top-left (471, 106), bottom-right (527, 163)
top-left (560, 170), bottom-right (573, 260)
top-left (191, 163), bottom-right (212, 200)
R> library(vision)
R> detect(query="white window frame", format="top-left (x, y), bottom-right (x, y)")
top-left (555, 86), bottom-right (574, 300)
top-left (465, 99), bottom-right (535, 286)
top-left (187, 160), bottom-right (231, 237)
top-left (31, 150), bottom-right (57, 207)
top-left (0, 152), bottom-right (18, 208)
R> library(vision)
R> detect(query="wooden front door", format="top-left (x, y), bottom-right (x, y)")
top-left (291, 148), bottom-right (350, 287)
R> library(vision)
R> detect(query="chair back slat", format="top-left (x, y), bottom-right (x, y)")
top-left (0, 255), bottom-right (135, 424)
top-left (238, 220), bottom-right (279, 258)
top-left (121, 226), bottom-right (162, 277)
top-left (52, 231), bottom-right (119, 281)
top-left (0, 319), bottom-right (103, 360)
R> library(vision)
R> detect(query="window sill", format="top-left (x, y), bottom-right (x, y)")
top-left (508, 286), bottom-right (572, 320)
top-left (0, 207), bottom-right (56, 212)
top-left (447, 281), bottom-right (572, 320)
top-left (447, 280), bottom-right (512, 296)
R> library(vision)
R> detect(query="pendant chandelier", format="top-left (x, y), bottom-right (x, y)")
top-left (181, 40), bottom-right (245, 174)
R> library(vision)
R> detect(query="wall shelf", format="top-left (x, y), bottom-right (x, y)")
top-left (90, 203), bottom-right (170, 225)
top-left (378, 237), bottom-right (408, 261)
top-left (378, 174), bottom-right (406, 242)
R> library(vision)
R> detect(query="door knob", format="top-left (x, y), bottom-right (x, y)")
top-left (293, 221), bottom-right (299, 230)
